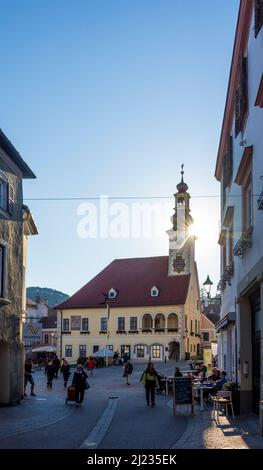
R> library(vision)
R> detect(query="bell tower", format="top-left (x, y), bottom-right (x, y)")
top-left (167, 165), bottom-right (195, 276)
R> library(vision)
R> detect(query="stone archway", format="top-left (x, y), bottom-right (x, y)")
top-left (167, 313), bottom-right (179, 332)
top-left (142, 314), bottom-right (153, 330)
top-left (169, 341), bottom-right (180, 361)
top-left (154, 313), bottom-right (165, 331)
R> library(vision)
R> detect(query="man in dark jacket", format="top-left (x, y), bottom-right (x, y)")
top-left (124, 360), bottom-right (133, 385)
top-left (72, 364), bottom-right (88, 406)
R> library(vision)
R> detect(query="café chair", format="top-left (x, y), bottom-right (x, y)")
top-left (211, 390), bottom-right (235, 420)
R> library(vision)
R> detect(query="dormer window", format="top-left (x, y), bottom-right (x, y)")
top-left (108, 288), bottom-right (117, 299)
top-left (151, 286), bottom-right (159, 297)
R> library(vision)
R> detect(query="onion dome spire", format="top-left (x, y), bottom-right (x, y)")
top-left (176, 164), bottom-right (188, 193)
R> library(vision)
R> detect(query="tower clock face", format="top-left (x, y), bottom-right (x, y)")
top-left (173, 254), bottom-right (185, 273)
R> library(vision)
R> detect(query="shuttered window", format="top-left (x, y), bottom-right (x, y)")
top-left (255, 0), bottom-right (263, 37)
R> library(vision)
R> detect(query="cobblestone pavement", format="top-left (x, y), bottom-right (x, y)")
top-left (171, 406), bottom-right (263, 449)
top-left (0, 361), bottom-right (187, 449)
top-left (1, 361), bottom-right (263, 449)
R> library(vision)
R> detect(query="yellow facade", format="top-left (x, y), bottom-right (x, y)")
top-left (59, 278), bottom-right (201, 364)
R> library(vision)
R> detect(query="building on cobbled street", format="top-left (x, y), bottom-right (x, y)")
top-left (215, 0), bottom-right (263, 421)
top-left (57, 170), bottom-right (201, 364)
top-left (0, 129), bottom-right (36, 405)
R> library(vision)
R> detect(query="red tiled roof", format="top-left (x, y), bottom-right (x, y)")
top-left (57, 256), bottom-right (191, 309)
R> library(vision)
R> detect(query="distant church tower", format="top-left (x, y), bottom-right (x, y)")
top-left (167, 165), bottom-right (195, 276)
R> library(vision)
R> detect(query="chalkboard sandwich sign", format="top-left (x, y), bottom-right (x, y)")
top-left (172, 377), bottom-right (194, 416)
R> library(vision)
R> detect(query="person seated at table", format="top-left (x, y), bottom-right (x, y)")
top-left (207, 368), bottom-right (220, 382)
top-left (174, 367), bottom-right (183, 377)
top-left (215, 370), bottom-right (227, 390)
top-left (204, 370), bottom-right (228, 402)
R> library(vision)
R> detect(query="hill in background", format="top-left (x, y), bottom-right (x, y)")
top-left (26, 287), bottom-right (70, 308)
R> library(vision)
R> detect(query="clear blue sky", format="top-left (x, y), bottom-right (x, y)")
top-left (0, 0), bottom-right (239, 296)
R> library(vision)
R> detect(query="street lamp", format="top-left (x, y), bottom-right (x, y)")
top-left (203, 275), bottom-right (213, 299)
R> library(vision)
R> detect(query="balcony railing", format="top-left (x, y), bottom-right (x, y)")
top-left (80, 330), bottom-right (90, 334)
top-left (99, 330), bottom-right (107, 334)
top-left (116, 330), bottom-right (126, 334)
top-left (141, 328), bottom-right (179, 334)
top-left (128, 330), bottom-right (139, 334)
top-left (217, 262), bottom-right (234, 292)
top-left (233, 227), bottom-right (253, 258)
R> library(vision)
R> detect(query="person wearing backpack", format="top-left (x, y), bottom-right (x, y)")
top-left (140, 362), bottom-right (159, 407)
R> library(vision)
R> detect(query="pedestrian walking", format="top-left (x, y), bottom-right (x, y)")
top-left (24, 358), bottom-right (36, 397)
top-left (53, 355), bottom-right (60, 378)
top-left (46, 360), bottom-right (56, 389)
top-left (123, 360), bottom-right (133, 385)
top-left (87, 357), bottom-right (96, 376)
top-left (61, 359), bottom-right (71, 388)
top-left (72, 364), bottom-right (88, 407)
top-left (140, 362), bottom-right (158, 407)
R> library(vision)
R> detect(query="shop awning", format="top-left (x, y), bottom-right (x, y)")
top-left (215, 311), bottom-right (236, 332)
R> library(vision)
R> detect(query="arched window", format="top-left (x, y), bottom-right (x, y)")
top-left (167, 313), bottom-right (179, 332)
top-left (142, 314), bottom-right (153, 330)
top-left (154, 313), bottom-right (165, 330)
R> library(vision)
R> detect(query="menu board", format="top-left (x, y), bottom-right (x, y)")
top-left (173, 377), bottom-right (194, 415)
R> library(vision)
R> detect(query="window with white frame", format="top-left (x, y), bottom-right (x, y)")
top-left (82, 318), bottom-right (89, 331)
top-left (79, 345), bottom-right (86, 357)
top-left (108, 288), bottom-right (117, 299)
top-left (65, 345), bottom-right (72, 357)
top-left (151, 286), bottom-right (159, 297)
top-left (62, 318), bottom-right (69, 331)
top-left (152, 345), bottom-right (161, 359)
top-left (101, 317), bottom-right (107, 331)
top-left (130, 317), bottom-right (137, 330)
top-left (136, 345), bottom-right (145, 358)
top-left (118, 317), bottom-right (125, 331)
top-left (107, 345), bottom-right (113, 351)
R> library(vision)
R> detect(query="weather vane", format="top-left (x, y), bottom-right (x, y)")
top-left (181, 163), bottom-right (184, 181)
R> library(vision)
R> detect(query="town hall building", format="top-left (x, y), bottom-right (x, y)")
top-left (57, 169), bottom-right (201, 364)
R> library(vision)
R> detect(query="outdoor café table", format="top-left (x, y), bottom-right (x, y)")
top-left (193, 382), bottom-right (213, 411)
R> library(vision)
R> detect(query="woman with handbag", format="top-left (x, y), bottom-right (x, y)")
top-left (71, 364), bottom-right (88, 407)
